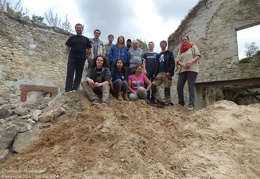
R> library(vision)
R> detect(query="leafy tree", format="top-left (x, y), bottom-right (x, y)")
top-left (244, 42), bottom-right (259, 58)
top-left (32, 14), bottom-right (44, 22)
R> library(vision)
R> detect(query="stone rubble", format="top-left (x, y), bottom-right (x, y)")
top-left (0, 91), bottom-right (89, 163)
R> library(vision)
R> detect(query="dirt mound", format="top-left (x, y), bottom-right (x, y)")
top-left (0, 97), bottom-right (260, 179)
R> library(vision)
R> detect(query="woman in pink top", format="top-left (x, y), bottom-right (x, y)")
top-left (128, 65), bottom-right (151, 100)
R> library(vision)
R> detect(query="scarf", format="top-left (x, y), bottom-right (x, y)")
top-left (180, 42), bottom-right (193, 54)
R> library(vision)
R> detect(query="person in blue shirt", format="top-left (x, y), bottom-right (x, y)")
top-left (109, 36), bottom-right (128, 71)
top-left (110, 59), bottom-right (129, 101)
top-left (143, 41), bottom-right (158, 103)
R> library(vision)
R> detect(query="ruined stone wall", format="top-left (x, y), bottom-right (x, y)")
top-left (168, 0), bottom-right (260, 106)
top-left (0, 9), bottom-right (71, 104)
top-left (169, 0), bottom-right (260, 81)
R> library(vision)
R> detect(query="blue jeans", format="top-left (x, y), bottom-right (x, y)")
top-left (112, 79), bottom-right (128, 94)
top-left (177, 71), bottom-right (197, 106)
top-left (129, 87), bottom-right (147, 101)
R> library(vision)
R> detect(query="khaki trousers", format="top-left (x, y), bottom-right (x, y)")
top-left (81, 81), bottom-right (110, 103)
top-left (152, 72), bottom-right (172, 103)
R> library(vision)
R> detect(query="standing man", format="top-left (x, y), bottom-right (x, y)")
top-left (105, 34), bottom-right (114, 61)
top-left (127, 40), bottom-right (144, 76)
top-left (143, 41), bottom-right (158, 103)
top-left (65, 23), bottom-right (92, 92)
top-left (126, 39), bottom-right (132, 51)
top-left (152, 40), bottom-right (175, 106)
top-left (89, 29), bottom-right (105, 66)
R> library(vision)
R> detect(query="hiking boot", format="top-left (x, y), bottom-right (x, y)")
top-left (188, 104), bottom-right (194, 111)
top-left (91, 98), bottom-right (100, 106)
top-left (117, 93), bottom-right (123, 101)
top-left (150, 98), bottom-right (157, 104)
top-left (123, 93), bottom-right (129, 101)
top-left (145, 98), bottom-right (151, 104)
top-left (155, 102), bottom-right (165, 108)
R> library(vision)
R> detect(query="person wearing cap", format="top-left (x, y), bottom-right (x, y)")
top-left (126, 39), bottom-right (132, 51)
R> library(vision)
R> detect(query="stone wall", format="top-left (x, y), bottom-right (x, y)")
top-left (0, 9), bottom-right (71, 104)
top-left (1, 1), bottom-right (259, 106)
top-left (168, 0), bottom-right (260, 106)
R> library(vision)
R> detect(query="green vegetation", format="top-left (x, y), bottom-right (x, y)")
top-left (32, 14), bottom-right (44, 23)
top-left (0, 0), bottom-right (73, 32)
top-left (244, 42), bottom-right (259, 58)
top-left (239, 42), bottom-right (259, 63)
top-left (137, 39), bottom-right (148, 52)
top-left (0, 0), bottom-right (28, 16)
top-left (239, 57), bottom-right (250, 63)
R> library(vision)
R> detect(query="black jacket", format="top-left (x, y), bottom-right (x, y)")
top-left (86, 67), bottom-right (111, 83)
top-left (155, 50), bottom-right (175, 76)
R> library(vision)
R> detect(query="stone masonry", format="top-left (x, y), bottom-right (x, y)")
top-left (168, 0), bottom-right (260, 107)
top-left (0, 1), bottom-right (259, 106)
top-left (0, 9), bottom-right (71, 105)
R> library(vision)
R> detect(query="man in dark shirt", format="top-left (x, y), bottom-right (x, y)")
top-left (143, 41), bottom-right (158, 102)
top-left (152, 40), bottom-right (175, 106)
top-left (65, 23), bottom-right (92, 92)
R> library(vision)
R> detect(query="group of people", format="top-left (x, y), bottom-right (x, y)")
top-left (64, 23), bottom-right (201, 110)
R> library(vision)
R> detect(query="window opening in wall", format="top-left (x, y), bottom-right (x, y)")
top-left (237, 25), bottom-right (260, 60)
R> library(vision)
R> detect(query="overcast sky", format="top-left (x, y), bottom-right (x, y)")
top-left (7, 0), bottom-right (260, 58)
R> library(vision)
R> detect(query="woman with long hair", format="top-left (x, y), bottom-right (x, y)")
top-left (110, 59), bottom-right (129, 101)
top-left (128, 64), bottom-right (151, 101)
top-left (81, 55), bottom-right (111, 106)
top-left (109, 36), bottom-right (128, 70)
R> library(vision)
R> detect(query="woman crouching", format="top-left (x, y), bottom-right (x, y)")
top-left (110, 59), bottom-right (129, 101)
top-left (128, 64), bottom-right (151, 101)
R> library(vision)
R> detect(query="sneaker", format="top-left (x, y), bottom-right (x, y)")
top-left (91, 99), bottom-right (100, 106)
top-left (188, 104), bottom-right (194, 111)
top-left (165, 102), bottom-right (174, 107)
top-left (155, 100), bottom-right (165, 108)
top-left (100, 101), bottom-right (108, 106)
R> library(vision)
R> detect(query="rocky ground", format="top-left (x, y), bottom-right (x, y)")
top-left (0, 91), bottom-right (260, 179)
